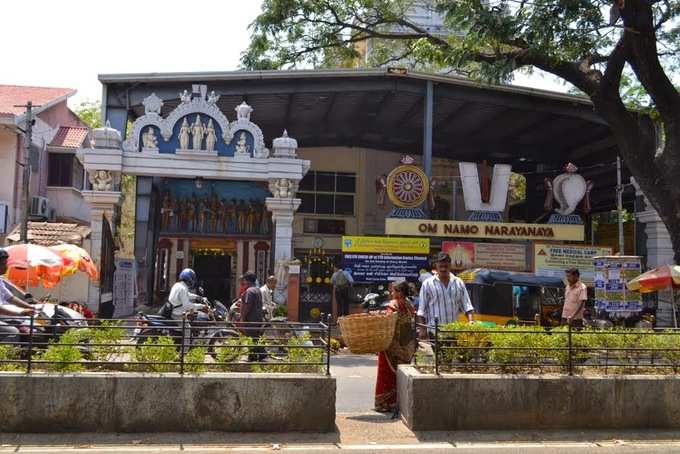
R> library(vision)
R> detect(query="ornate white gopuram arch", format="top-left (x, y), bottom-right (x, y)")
top-left (77, 87), bottom-right (309, 307)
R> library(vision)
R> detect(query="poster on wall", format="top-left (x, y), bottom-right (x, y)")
top-left (113, 258), bottom-right (137, 317)
top-left (341, 236), bottom-right (430, 282)
top-left (593, 256), bottom-right (642, 313)
top-left (534, 244), bottom-right (613, 285)
top-left (442, 241), bottom-right (527, 271)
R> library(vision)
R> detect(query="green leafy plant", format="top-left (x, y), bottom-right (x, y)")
top-left (184, 347), bottom-right (207, 374)
top-left (130, 336), bottom-right (179, 373)
top-left (0, 345), bottom-right (23, 372)
top-left (39, 329), bottom-right (86, 373)
top-left (86, 321), bottom-right (127, 365)
top-left (640, 331), bottom-right (680, 373)
top-left (254, 333), bottom-right (324, 374)
top-left (439, 322), bottom-right (491, 365)
top-left (214, 335), bottom-right (254, 371)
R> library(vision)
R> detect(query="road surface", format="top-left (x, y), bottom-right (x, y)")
top-left (331, 353), bottom-right (378, 413)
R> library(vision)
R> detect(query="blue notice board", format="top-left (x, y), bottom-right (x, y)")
top-left (342, 253), bottom-right (429, 282)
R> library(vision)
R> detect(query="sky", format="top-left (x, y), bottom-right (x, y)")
top-left (2, 0), bottom-right (568, 106)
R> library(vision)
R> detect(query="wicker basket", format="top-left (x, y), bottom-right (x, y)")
top-left (338, 312), bottom-right (398, 354)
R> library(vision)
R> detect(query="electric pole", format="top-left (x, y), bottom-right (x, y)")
top-left (616, 155), bottom-right (624, 255)
top-left (14, 101), bottom-right (39, 244)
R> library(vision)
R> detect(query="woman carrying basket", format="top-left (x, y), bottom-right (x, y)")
top-left (374, 281), bottom-right (417, 413)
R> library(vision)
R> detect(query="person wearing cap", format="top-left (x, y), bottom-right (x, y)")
top-left (239, 271), bottom-right (266, 361)
top-left (417, 252), bottom-right (474, 339)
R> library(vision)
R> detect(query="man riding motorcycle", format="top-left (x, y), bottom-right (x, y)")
top-left (168, 268), bottom-right (209, 320)
top-left (0, 248), bottom-right (36, 341)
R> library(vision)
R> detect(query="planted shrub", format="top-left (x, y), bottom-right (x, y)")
top-left (0, 345), bottom-right (22, 372)
top-left (184, 347), bottom-right (207, 374)
top-left (39, 329), bottom-right (85, 372)
top-left (439, 322), bottom-right (491, 365)
top-left (130, 336), bottom-right (179, 372)
top-left (215, 335), bottom-right (253, 371)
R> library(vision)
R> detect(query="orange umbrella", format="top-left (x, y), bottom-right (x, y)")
top-left (49, 244), bottom-right (99, 280)
top-left (3, 244), bottom-right (64, 289)
top-left (627, 265), bottom-right (680, 293)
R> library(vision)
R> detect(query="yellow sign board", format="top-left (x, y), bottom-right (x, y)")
top-left (534, 243), bottom-right (613, 285)
top-left (385, 219), bottom-right (584, 242)
top-left (341, 236), bottom-right (430, 254)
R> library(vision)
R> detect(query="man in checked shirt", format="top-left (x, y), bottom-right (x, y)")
top-left (417, 252), bottom-right (475, 339)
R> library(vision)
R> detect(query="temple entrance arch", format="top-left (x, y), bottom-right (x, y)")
top-left (78, 86), bottom-right (308, 307)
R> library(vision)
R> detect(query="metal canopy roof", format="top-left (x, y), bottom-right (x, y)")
top-left (101, 68), bottom-right (630, 212)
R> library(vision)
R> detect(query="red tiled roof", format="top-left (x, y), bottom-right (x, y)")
top-left (6, 222), bottom-right (91, 247)
top-left (0, 85), bottom-right (76, 118)
top-left (49, 126), bottom-right (89, 148)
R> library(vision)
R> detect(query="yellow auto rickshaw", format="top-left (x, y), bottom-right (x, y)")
top-left (457, 268), bottom-right (565, 326)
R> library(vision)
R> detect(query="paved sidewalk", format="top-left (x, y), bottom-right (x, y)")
top-left (2, 414), bottom-right (680, 452)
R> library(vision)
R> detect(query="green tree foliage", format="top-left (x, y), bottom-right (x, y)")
top-left (243, 0), bottom-right (680, 262)
top-left (73, 100), bottom-right (102, 129)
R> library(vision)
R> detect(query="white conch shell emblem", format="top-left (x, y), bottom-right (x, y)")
top-left (552, 171), bottom-right (587, 215)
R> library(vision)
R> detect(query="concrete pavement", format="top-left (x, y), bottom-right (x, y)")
top-left (331, 353), bottom-right (378, 413)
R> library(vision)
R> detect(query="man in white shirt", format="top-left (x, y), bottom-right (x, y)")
top-left (260, 275), bottom-right (277, 320)
top-left (168, 268), bottom-right (208, 319)
top-left (417, 252), bottom-right (474, 338)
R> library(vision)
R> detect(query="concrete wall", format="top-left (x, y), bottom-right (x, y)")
top-left (0, 131), bottom-right (18, 237)
top-left (46, 187), bottom-right (91, 223)
top-left (398, 366), bottom-right (680, 430)
top-left (0, 372), bottom-right (336, 433)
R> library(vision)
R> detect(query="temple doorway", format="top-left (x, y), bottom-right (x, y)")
top-left (192, 251), bottom-right (232, 302)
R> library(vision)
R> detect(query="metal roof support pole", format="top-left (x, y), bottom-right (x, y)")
top-left (422, 80), bottom-right (433, 179)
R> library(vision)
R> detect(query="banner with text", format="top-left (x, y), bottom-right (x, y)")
top-left (342, 253), bottom-right (429, 282)
top-left (534, 244), bottom-right (613, 285)
top-left (385, 218), bottom-right (584, 241)
top-left (341, 236), bottom-right (430, 254)
top-left (442, 241), bottom-right (527, 271)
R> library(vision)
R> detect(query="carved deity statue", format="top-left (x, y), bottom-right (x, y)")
top-left (207, 91), bottom-right (220, 104)
top-left (235, 131), bottom-right (249, 155)
top-left (142, 127), bottom-right (158, 150)
top-left (89, 170), bottom-right (113, 191)
top-left (205, 119), bottom-right (217, 152)
top-left (191, 115), bottom-right (205, 150)
top-left (179, 118), bottom-right (191, 150)
top-left (179, 90), bottom-right (191, 104)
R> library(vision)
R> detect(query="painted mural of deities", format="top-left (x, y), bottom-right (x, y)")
top-left (160, 179), bottom-right (271, 236)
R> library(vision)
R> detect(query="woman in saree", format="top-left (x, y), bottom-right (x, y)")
top-left (374, 281), bottom-right (417, 413)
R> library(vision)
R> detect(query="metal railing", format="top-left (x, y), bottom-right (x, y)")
top-left (415, 318), bottom-right (680, 376)
top-left (0, 314), bottom-right (332, 375)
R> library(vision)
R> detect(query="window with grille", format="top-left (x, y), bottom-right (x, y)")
top-left (298, 171), bottom-right (356, 216)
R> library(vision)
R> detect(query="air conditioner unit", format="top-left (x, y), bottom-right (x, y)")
top-left (30, 196), bottom-right (49, 218)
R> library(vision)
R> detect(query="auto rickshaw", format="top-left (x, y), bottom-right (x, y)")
top-left (457, 268), bottom-right (565, 326)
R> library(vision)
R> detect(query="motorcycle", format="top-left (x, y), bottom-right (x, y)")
top-left (135, 294), bottom-right (239, 357)
top-left (360, 285), bottom-right (391, 312)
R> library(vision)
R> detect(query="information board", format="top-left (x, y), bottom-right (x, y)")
top-left (342, 253), bottom-right (429, 282)
top-left (593, 256), bottom-right (642, 313)
top-left (534, 244), bottom-right (613, 285)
